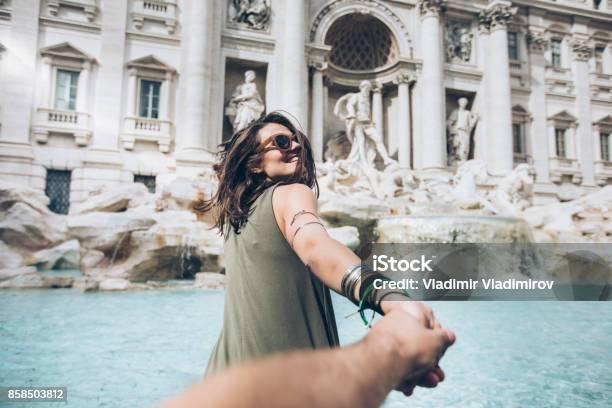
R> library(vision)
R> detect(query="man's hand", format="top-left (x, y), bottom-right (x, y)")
top-left (378, 300), bottom-right (449, 394)
top-left (368, 308), bottom-right (456, 396)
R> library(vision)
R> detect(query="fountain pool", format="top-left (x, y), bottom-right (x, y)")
top-left (0, 289), bottom-right (610, 407)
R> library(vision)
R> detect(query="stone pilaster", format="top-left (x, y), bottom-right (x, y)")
top-left (527, 28), bottom-right (551, 183)
top-left (478, 0), bottom-right (516, 175)
top-left (418, 0), bottom-right (446, 170)
top-left (0, 0), bottom-right (42, 189)
top-left (570, 34), bottom-right (595, 186)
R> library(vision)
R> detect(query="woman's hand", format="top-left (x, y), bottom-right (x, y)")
top-left (380, 299), bottom-right (439, 329)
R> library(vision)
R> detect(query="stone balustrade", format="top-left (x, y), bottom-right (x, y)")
top-left (32, 107), bottom-right (91, 146)
top-left (121, 116), bottom-right (172, 153)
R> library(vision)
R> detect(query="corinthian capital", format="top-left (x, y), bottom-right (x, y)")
top-left (526, 30), bottom-right (549, 54)
top-left (570, 37), bottom-right (593, 62)
top-left (418, 0), bottom-right (446, 18)
top-left (393, 71), bottom-right (416, 85)
top-left (479, 1), bottom-right (517, 32)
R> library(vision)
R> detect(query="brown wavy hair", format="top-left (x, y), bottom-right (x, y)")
top-left (196, 111), bottom-right (319, 237)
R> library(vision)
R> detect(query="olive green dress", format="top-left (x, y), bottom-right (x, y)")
top-left (205, 183), bottom-right (339, 376)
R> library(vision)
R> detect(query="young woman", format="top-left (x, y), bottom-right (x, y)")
top-left (199, 111), bottom-right (445, 390)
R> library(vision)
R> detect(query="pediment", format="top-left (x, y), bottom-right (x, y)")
top-left (549, 110), bottom-right (577, 123)
top-left (594, 115), bottom-right (612, 127)
top-left (40, 42), bottom-right (95, 62)
top-left (126, 55), bottom-right (176, 73)
top-left (512, 105), bottom-right (529, 114)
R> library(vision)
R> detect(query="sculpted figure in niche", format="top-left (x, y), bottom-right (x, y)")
top-left (225, 70), bottom-right (265, 133)
top-left (447, 97), bottom-right (478, 166)
top-left (229, 0), bottom-right (271, 31)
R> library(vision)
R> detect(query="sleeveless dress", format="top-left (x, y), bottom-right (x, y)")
top-left (205, 182), bottom-right (340, 376)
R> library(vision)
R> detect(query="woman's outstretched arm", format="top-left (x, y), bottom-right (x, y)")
top-left (272, 183), bottom-right (436, 327)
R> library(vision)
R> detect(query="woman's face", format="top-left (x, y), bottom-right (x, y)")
top-left (256, 123), bottom-right (301, 180)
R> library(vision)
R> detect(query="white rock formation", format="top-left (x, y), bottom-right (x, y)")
top-left (523, 185), bottom-right (612, 242)
top-left (32, 239), bottom-right (80, 270)
top-left (72, 183), bottom-right (153, 214)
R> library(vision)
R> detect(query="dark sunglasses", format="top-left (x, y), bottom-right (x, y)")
top-left (259, 133), bottom-right (295, 152)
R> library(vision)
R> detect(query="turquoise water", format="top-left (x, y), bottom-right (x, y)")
top-left (0, 289), bottom-right (610, 407)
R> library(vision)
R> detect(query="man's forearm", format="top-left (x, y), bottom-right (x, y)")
top-left (162, 334), bottom-right (404, 408)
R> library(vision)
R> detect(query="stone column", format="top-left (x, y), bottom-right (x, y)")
top-left (479, 0), bottom-right (516, 176)
top-left (371, 80), bottom-right (384, 145)
top-left (76, 61), bottom-right (91, 112)
top-left (473, 23), bottom-right (490, 162)
top-left (309, 61), bottom-right (326, 162)
top-left (570, 33), bottom-right (595, 186)
top-left (90, 0), bottom-right (129, 152)
top-left (41, 57), bottom-right (53, 108)
top-left (176, 0), bottom-right (216, 159)
top-left (394, 72), bottom-right (414, 168)
top-left (527, 28), bottom-right (551, 183)
top-left (418, 0), bottom-right (446, 170)
top-left (281, 0), bottom-right (308, 128)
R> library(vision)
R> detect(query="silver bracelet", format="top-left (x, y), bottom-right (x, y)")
top-left (340, 264), bottom-right (362, 305)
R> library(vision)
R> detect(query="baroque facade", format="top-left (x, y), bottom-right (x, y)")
top-left (0, 0), bottom-right (611, 213)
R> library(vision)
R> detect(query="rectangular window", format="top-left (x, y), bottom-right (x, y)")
top-left (508, 32), bottom-right (519, 61)
top-left (54, 69), bottom-right (79, 111)
top-left (134, 175), bottom-right (156, 193)
top-left (555, 128), bottom-right (567, 158)
top-left (513, 123), bottom-right (525, 154)
top-left (601, 133), bottom-right (611, 161)
top-left (551, 39), bottom-right (562, 68)
top-left (45, 170), bottom-right (72, 215)
top-left (595, 46), bottom-right (605, 74)
top-left (139, 79), bottom-right (161, 119)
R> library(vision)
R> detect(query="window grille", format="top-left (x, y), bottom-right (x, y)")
top-left (45, 170), bottom-right (72, 214)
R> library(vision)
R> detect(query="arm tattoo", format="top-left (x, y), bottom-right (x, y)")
top-left (290, 210), bottom-right (321, 226)
top-left (290, 221), bottom-right (326, 249)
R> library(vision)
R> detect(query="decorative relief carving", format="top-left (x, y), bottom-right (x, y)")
top-left (309, 0), bottom-right (411, 52)
top-left (393, 71), bottom-right (416, 85)
top-left (418, 0), bottom-right (446, 17)
top-left (445, 22), bottom-right (473, 63)
top-left (526, 30), bottom-right (549, 54)
top-left (228, 0), bottom-right (271, 31)
top-left (45, 0), bottom-right (98, 23)
top-left (570, 37), bottom-right (593, 62)
top-left (478, 2), bottom-right (516, 33)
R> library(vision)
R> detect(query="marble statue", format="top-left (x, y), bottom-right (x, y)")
top-left (446, 23), bottom-right (473, 63)
top-left (229, 0), bottom-right (271, 30)
top-left (451, 160), bottom-right (489, 209)
top-left (225, 70), bottom-right (265, 133)
top-left (334, 80), bottom-right (396, 168)
top-left (447, 97), bottom-right (478, 166)
top-left (486, 164), bottom-right (535, 217)
top-left (331, 80), bottom-right (397, 199)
